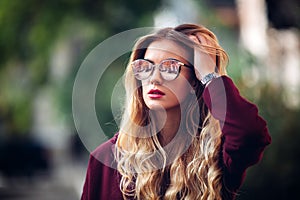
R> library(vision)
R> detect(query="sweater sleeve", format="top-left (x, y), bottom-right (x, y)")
top-left (202, 76), bottom-right (271, 190)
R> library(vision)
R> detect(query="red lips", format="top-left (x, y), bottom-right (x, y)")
top-left (148, 89), bottom-right (165, 99)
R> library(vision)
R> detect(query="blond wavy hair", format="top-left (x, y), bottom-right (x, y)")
top-left (115, 24), bottom-right (231, 199)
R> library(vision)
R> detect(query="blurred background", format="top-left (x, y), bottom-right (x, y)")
top-left (0, 0), bottom-right (299, 199)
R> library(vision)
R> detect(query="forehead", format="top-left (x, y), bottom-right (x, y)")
top-left (144, 40), bottom-right (191, 63)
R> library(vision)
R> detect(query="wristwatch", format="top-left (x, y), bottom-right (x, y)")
top-left (200, 72), bottom-right (219, 85)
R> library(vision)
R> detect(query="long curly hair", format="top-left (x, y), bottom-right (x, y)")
top-left (115, 24), bottom-right (230, 200)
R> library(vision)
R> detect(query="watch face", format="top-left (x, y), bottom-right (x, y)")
top-left (201, 72), bottom-right (219, 85)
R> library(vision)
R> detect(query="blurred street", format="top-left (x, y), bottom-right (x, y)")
top-left (0, 150), bottom-right (88, 200)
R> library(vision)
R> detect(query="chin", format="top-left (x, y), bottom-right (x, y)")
top-left (147, 104), bottom-right (166, 111)
top-left (147, 103), bottom-right (180, 112)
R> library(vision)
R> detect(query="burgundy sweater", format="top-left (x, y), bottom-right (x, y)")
top-left (81, 76), bottom-right (271, 200)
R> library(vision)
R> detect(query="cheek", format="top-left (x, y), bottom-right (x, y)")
top-left (168, 82), bottom-right (191, 102)
top-left (164, 75), bottom-right (192, 102)
top-left (141, 82), bottom-right (149, 96)
top-left (142, 88), bottom-right (146, 101)
top-left (141, 75), bottom-right (193, 106)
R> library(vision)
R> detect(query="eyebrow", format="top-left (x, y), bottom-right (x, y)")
top-left (141, 58), bottom-right (194, 69)
top-left (143, 58), bottom-right (184, 64)
top-left (142, 58), bottom-right (155, 64)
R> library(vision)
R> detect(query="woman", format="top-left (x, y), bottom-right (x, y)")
top-left (81, 24), bottom-right (271, 200)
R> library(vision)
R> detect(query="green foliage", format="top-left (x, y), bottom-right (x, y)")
top-left (0, 0), bottom-right (162, 135)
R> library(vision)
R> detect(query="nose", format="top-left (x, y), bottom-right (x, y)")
top-left (149, 66), bottom-right (163, 85)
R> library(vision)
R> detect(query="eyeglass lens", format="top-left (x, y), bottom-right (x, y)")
top-left (132, 59), bottom-right (182, 81)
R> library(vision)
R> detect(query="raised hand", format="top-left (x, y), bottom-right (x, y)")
top-left (188, 34), bottom-right (218, 81)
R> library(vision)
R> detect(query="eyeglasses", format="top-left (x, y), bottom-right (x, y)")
top-left (131, 59), bottom-right (192, 81)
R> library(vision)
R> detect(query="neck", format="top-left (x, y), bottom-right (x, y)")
top-left (153, 106), bottom-right (181, 146)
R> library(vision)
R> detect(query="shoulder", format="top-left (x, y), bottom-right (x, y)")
top-left (91, 133), bottom-right (118, 155)
top-left (81, 133), bottom-right (122, 199)
top-left (90, 133), bottom-right (119, 169)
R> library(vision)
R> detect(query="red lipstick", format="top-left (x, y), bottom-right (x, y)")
top-left (148, 89), bottom-right (165, 99)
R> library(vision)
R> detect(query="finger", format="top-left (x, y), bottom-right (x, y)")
top-left (197, 34), bottom-right (207, 45)
top-left (196, 34), bottom-right (217, 65)
top-left (188, 35), bottom-right (201, 44)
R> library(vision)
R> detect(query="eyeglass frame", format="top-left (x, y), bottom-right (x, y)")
top-left (131, 58), bottom-right (194, 81)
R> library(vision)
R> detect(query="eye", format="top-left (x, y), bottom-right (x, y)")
top-left (132, 59), bottom-right (154, 80)
top-left (133, 60), bottom-right (151, 71)
top-left (160, 60), bottom-right (180, 73)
